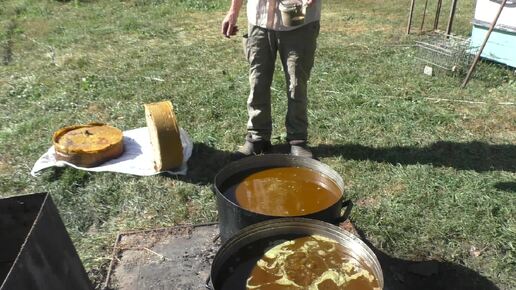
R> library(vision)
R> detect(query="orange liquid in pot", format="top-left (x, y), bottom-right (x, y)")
top-left (221, 235), bottom-right (380, 290)
top-left (224, 167), bottom-right (342, 216)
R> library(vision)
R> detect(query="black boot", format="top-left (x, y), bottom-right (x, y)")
top-left (232, 139), bottom-right (272, 160)
top-left (289, 140), bottom-right (313, 158)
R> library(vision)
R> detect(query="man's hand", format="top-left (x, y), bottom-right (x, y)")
top-left (221, 12), bottom-right (239, 38)
top-left (222, 0), bottom-right (243, 38)
top-left (305, 0), bottom-right (315, 5)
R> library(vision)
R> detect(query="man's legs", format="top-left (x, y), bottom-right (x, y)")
top-left (246, 25), bottom-right (277, 142)
top-left (236, 25), bottom-right (277, 157)
top-left (278, 21), bottom-right (320, 156)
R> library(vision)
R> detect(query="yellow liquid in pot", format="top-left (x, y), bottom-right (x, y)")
top-left (247, 235), bottom-right (379, 290)
top-left (224, 167), bottom-right (341, 216)
top-left (221, 235), bottom-right (380, 290)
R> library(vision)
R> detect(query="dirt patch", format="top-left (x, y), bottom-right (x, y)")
top-left (382, 181), bottom-right (407, 197)
top-left (355, 196), bottom-right (381, 208)
top-left (452, 106), bottom-right (516, 142)
top-left (21, 19), bottom-right (52, 38)
top-left (0, 158), bottom-right (14, 175)
top-left (106, 224), bottom-right (219, 290)
top-left (87, 103), bottom-right (105, 114)
top-left (339, 220), bottom-right (359, 236)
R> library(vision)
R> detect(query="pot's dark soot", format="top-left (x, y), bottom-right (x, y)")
top-left (223, 167), bottom-right (341, 216)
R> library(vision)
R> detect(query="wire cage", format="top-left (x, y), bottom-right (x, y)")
top-left (415, 32), bottom-right (478, 73)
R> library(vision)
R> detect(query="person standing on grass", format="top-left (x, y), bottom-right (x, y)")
top-left (222, 0), bottom-right (321, 159)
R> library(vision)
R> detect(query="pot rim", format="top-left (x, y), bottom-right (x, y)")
top-left (213, 154), bottom-right (346, 217)
top-left (211, 217), bottom-right (384, 289)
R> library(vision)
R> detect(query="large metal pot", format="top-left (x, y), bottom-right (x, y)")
top-left (209, 218), bottom-right (384, 290)
top-left (214, 154), bottom-right (352, 242)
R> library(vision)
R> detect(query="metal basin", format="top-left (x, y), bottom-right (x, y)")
top-left (209, 218), bottom-right (384, 290)
top-left (214, 154), bottom-right (352, 242)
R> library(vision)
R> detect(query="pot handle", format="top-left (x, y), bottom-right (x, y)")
top-left (205, 274), bottom-right (214, 290)
top-left (337, 199), bottom-right (353, 223)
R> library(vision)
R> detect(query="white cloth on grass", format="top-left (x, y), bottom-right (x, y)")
top-left (30, 127), bottom-right (192, 177)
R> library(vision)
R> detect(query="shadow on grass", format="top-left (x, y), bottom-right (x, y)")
top-left (314, 141), bottom-right (516, 173)
top-left (354, 228), bottom-right (501, 290)
top-left (179, 141), bottom-right (514, 185)
top-left (180, 142), bottom-right (305, 185)
top-left (180, 143), bottom-right (233, 186)
top-left (43, 167), bottom-right (91, 187)
top-left (494, 181), bottom-right (516, 193)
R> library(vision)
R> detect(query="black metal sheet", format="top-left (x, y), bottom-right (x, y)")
top-left (0, 193), bottom-right (92, 290)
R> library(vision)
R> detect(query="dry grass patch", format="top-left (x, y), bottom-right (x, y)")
top-left (355, 196), bottom-right (381, 208)
top-left (0, 158), bottom-right (14, 175)
top-left (382, 181), bottom-right (407, 197)
top-left (452, 106), bottom-right (516, 142)
top-left (20, 19), bottom-right (52, 38)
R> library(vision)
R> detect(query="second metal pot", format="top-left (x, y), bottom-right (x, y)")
top-left (214, 154), bottom-right (352, 242)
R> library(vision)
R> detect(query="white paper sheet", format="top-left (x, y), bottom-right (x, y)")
top-left (31, 127), bottom-right (192, 177)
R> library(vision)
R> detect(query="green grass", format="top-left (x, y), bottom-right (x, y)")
top-left (1, 0), bottom-right (515, 288)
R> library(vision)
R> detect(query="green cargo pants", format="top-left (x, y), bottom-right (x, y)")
top-left (243, 21), bottom-right (320, 142)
